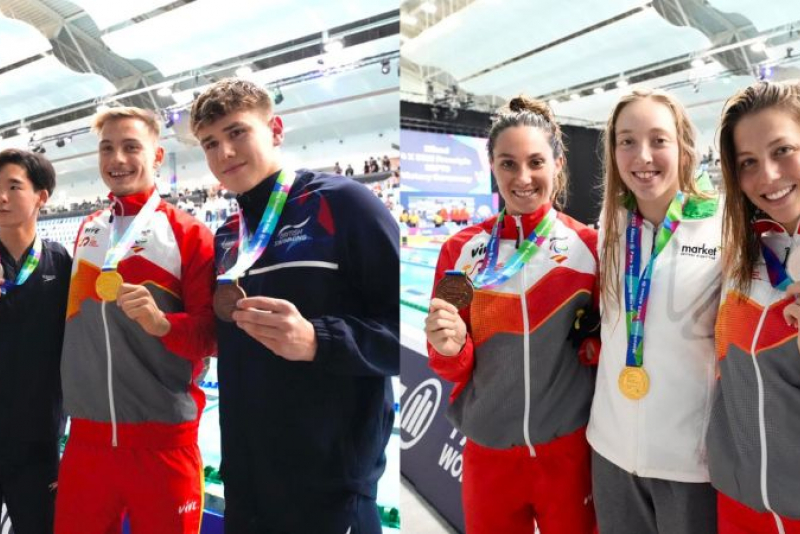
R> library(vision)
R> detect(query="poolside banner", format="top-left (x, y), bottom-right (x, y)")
top-left (400, 130), bottom-right (491, 195)
top-left (400, 345), bottom-right (466, 533)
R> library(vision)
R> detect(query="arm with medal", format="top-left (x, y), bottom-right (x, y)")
top-left (95, 191), bottom-right (172, 336)
top-left (213, 171), bottom-right (317, 361)
top-left (426, 266), bottom-right (471, 357)
top-left (427, 209), bottom-right (558, 367)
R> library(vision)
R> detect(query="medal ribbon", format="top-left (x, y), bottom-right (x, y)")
top-left (0, 234), bottom-right (42, 295)
top-left (473, 208), bottom-right (557, 289)
top-left (218, 170), bottom-right (295, 284)
top-left (101, 189), bottom-right (161, 273)
top-left (761, 243), bottom-right (793, 290)
top-left (624, 192), bottom-right (684, 367)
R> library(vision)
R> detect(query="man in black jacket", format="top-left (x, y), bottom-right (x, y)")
top-left (191, 78), bottom-right (399, 534)
top-left (0, 149), bottom-right (70, 534)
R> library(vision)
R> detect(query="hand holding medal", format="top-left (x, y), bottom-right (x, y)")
top-left (95, 190), bottom-right (161, 302)
top-left (214, 170), bottom-right (294, 322)
top-left (213, 281), bottom-right (246, 322)
top-left (434, 270), bottom-right (473, 309)
top-left (425, 297), bottom-right (468, 357)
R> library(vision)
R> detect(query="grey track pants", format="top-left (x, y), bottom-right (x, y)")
top-left (591, 450), bottom-right (717, 534)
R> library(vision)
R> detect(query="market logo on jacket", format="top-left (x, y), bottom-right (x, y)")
top-left (680, 243), bottom-right (719, 260)
top-left (400, 378), bottom-right (442, 450)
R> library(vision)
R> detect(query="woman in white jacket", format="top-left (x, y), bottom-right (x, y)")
top-left (587, 88), bottom-right (722, 534)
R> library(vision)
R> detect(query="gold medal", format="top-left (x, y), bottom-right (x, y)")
top-left (96, 271), bottom-right (124, 302)
top-left (618, 366), bottom-right (649, 400)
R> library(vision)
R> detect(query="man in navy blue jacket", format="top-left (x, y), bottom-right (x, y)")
top-left (0, 149), bottom-right (70, 534)
top-left (191, 78), bottom-right (399, 534)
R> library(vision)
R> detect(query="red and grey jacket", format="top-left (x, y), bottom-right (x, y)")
top-left (428, 203), bottom-right (598, 453)
top-left (709, 218), bottom-right (800, 519)
top-left (61, 187), bottom-right (216, 449)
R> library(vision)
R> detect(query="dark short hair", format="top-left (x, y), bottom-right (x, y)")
top-left (0, 148), bottom-right (56, 195)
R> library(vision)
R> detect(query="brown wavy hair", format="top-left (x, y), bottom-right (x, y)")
top-left (718, 80), bottom-right (800, 293)
top-left (599, 88), bottom-right (704, 308)
top-left (487, 95), bottom-right (569, 208)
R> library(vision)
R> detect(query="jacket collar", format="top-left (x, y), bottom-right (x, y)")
top-left (108, 186), bottom-right (159, 216)
top-left (496, 202), bottom-right (554, 239)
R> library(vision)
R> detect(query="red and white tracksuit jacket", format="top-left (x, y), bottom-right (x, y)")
top-left (56, 188), bottom-right (216, 534)
top-left (428, 203), bottom-right (598, 534)
top-left (710, 218), bottom-right (800, 533)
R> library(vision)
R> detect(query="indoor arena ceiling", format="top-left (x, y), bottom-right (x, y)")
top-left (0, 0), bottom-right (400, 183)
top-left (400, 0), bottom-right (800, 148)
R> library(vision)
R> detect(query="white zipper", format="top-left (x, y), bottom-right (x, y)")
top-left (515, 215), bottom-right (536, 457)
top-left (101, 300), bottom-right (118, 447)
top-left (749, 289), bottom-right (784, 534)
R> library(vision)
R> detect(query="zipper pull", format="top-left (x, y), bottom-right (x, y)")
top-left (514, 215), bottom-right (523, 249)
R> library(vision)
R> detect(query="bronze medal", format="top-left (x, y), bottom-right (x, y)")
top-left (214, 282), bottom-right (247, 322)
top-left (618, 366), bottom-right (650, 400)
top-left (435, 272), bottom-right (474, 309)
top-left (95, 271), bottom-right (124, 302)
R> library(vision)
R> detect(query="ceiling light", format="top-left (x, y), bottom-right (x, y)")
top-left (17, 124), bottom-right (29, 135)
top-left (402, 14), bottom-right (418, 27)
top-left (751, 41), bottom-right (766, 52)
top-left (420, 2), bottom-right (437, 14)
top-left (236, 65), bottom-right (253, 77)
top-left (593, 87), bottom-right (605, 95)
top-left (691, 58), bottom-right (706, 69)
top-left (570, 93), bottom-right (580, 100)
top-left (548, 99), bottom-right (559, 107)
top-left (324, 38), bottom-right (344, 53)
top-left (381, 59), bottom-right (391, 75)
top-left (273, 87), bottom-right (284, 105)
top-left (157, 86), bottom-right (173, 97)
top-left (616, 79), bottom-right (629, 89)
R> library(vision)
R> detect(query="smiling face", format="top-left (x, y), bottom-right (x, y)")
top-left (0, 163), bottom-right (47, 231)
top-left (98, 117), bottom-right (164, 197)
top-left (614, 97), bottom-right (682, 222)
top-left (196, 109), bottom-right (284, 194)
top-left (734, 106), bottom-right (800, 233)
top-left (490, 125), bottom-right (562, 216)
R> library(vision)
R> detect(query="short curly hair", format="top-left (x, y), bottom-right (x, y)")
top-left (190, 78), bottom-right (273, 134)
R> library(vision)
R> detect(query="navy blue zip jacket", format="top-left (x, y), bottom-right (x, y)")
top-left (0, 238), bottom-right (70, 468)
top-left (214, 169), bottom-right (399, 505)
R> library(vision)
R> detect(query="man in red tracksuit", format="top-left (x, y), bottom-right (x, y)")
top-left (55, 107), bottom-right (216, 534)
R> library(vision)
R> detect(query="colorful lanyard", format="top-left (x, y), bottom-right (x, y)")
top-left (218, 170), bottom-right (295, 284)
top-left (761, 241), bottom-right (792, 290)
top-left (624, 192), bottom-right (684, 367)
top-left (0, 234), bottom-right (42, 295)
top-left (101, 189), bottom-right (161, 273)
top-left (473, 208), bottom-right (557, 289)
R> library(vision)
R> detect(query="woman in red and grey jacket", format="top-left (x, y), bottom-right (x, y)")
top-left (711, 80), bottom-right (800, 534)
top-left (424, 96), bottom-right (598, 534)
